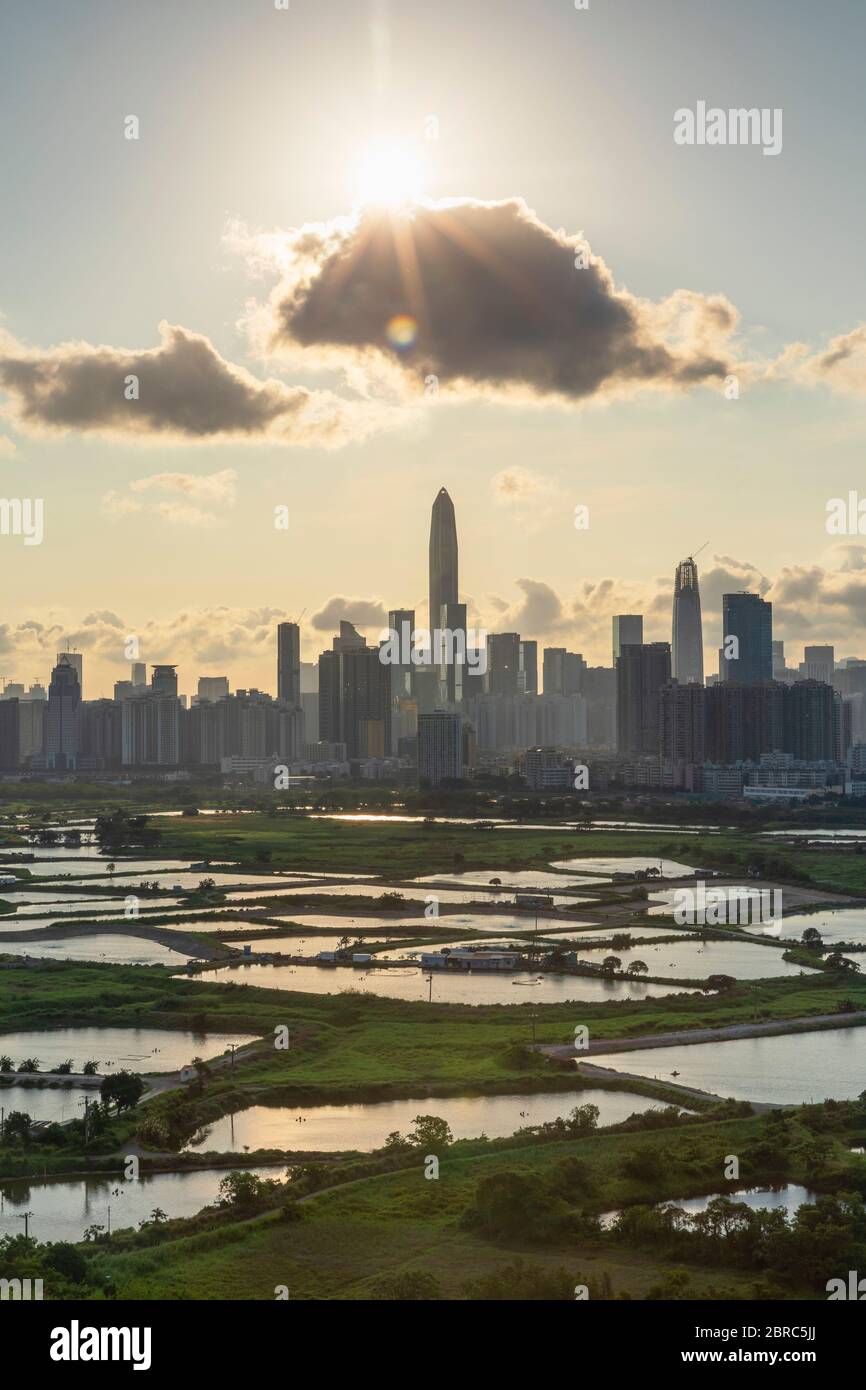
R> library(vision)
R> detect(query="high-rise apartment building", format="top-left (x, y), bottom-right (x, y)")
top-left (418, 710), bottom-right (462, 786)
top-left (616, 642), bottom-right (671, 755)
top-left (318, 622), bottom-right (390, 759)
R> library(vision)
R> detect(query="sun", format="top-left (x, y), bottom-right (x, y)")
top-left (357, 143), bottom-right (423, 207)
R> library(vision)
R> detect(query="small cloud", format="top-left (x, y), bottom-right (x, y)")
top-left (310, 595), bottom-right (388, 633)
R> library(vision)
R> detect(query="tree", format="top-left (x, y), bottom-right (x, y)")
top-left (382, 1130), bottom-right (411, 1153)
top-left (191, 1057), bottom-right (210, 1094)
top-left (802, 927), bottom-right (823, 950)
top-left (217, 1170), bottom-right (281, 1210)
top-left (56, 1059), bottom-right (74, 1075)
top-left (566, 1103), bottom-right (599, 1134)
top-left (601, 955), bottom-right (622, 976)
top-left (100, 1070), bottom-right (144, 1113)
top-left (0, 1055), bottom-right (12, 1072)
top-left (43, 1242), bottom-right (87, 1284)
top-left (82, 1060), bottom-right (99, 1075)
top-left (826, 951), bottom-right (859, 974)
top-left (707, 974), bottom-right (737, 992)
top-left (408, 1114), bottom-right (453, 1153)
top-left (140, 1208), bottom-right (168, 1227)
top-left (620, 1147), bottom-right (667, 1183)
top-left (627, 960), bottom-right (648, 976)
top-left (462, 1171), bottom-right (571, 1242)
top-left (2, 1110), bottom-right (32, 1144)
top-left (16, 1058), bottom-right (40, 1073)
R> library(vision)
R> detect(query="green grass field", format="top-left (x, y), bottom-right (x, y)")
top-left (90, 1109), bottom-right (864, 1300)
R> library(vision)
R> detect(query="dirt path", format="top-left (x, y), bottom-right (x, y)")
top-left (573, 1061), bottom-right (784, 1112)
top-left (0, 920), bottom-right (231, 959)
top-left (537, 1008), bottom-right (866, 1061)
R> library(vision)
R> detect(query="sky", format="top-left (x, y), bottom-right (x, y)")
top-left (2, 0), bottom-right (866, 697)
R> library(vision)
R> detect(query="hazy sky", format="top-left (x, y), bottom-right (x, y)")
top-left (2, 0), bottom-right (866, 696)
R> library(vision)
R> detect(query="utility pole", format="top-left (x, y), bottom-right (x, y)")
top-left (17, 1211), bottom-right (33, 1239)
top-left (426, 973), bottom-right (433, 1003)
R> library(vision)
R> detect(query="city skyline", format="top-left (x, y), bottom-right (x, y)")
top-left (4, 2), bottom-right (866, 698)
top-left (0, 489), bottom-right (859, 700)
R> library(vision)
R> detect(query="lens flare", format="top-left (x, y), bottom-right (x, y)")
top-left (386, 314), bottom-right (418, 350)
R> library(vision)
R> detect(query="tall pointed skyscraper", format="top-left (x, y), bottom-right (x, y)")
top-left (429, 487), bottom-right (458, 631)
top-left (672, 556), bottom-right (704, 685)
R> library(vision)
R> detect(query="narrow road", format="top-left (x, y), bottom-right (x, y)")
top-left (573, 1061), bottom-right (785, 1112)
top-left (538, 1008), bottom-right (866, 1060)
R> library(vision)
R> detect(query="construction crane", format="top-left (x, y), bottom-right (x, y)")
top-left (690, 541), bottom-right (709, 561)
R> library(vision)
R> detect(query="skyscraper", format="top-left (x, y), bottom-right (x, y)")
top-left (276, 622), bottom-right (301, 705)
top-left (151, 665), bottom-right (178, 698)
top-left (672, 556), bottom-right (704, 685)
top-left (518, 640), bottom-right (538, 695)
top-left (799, 645), bottom-right (835, 683)
top-left (197, 676), bottom-right (230, 703)
top-left (57, 650), bottom-right (83, 699)
top-left (438, 601), bottom-right (467, 706)
top-left (612, 615), bottom-right (643, 664)
top-left (543, 648), bottom-right (566, 696)
top-left (721, 594), bottom-right (772, 684)
top-left (0, 699), bottom-right (19, 769)
top-left (429, 487), bottom-right (458, 632)
top-left (45, 656), bottom-right (81, 769)
top-left (318, 622), bottom-right (390, 759)
top-left (387, 609), bottom-right (415, 700)
top-left (487, 633), bottom-right (520, 696)
top-left (616, 642), bottom-right (671, 754)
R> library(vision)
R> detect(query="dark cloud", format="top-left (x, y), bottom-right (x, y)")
top-left (268, 198), bottom-right (737, 402)
top-left (0, 323), bottom-right (395, 446)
